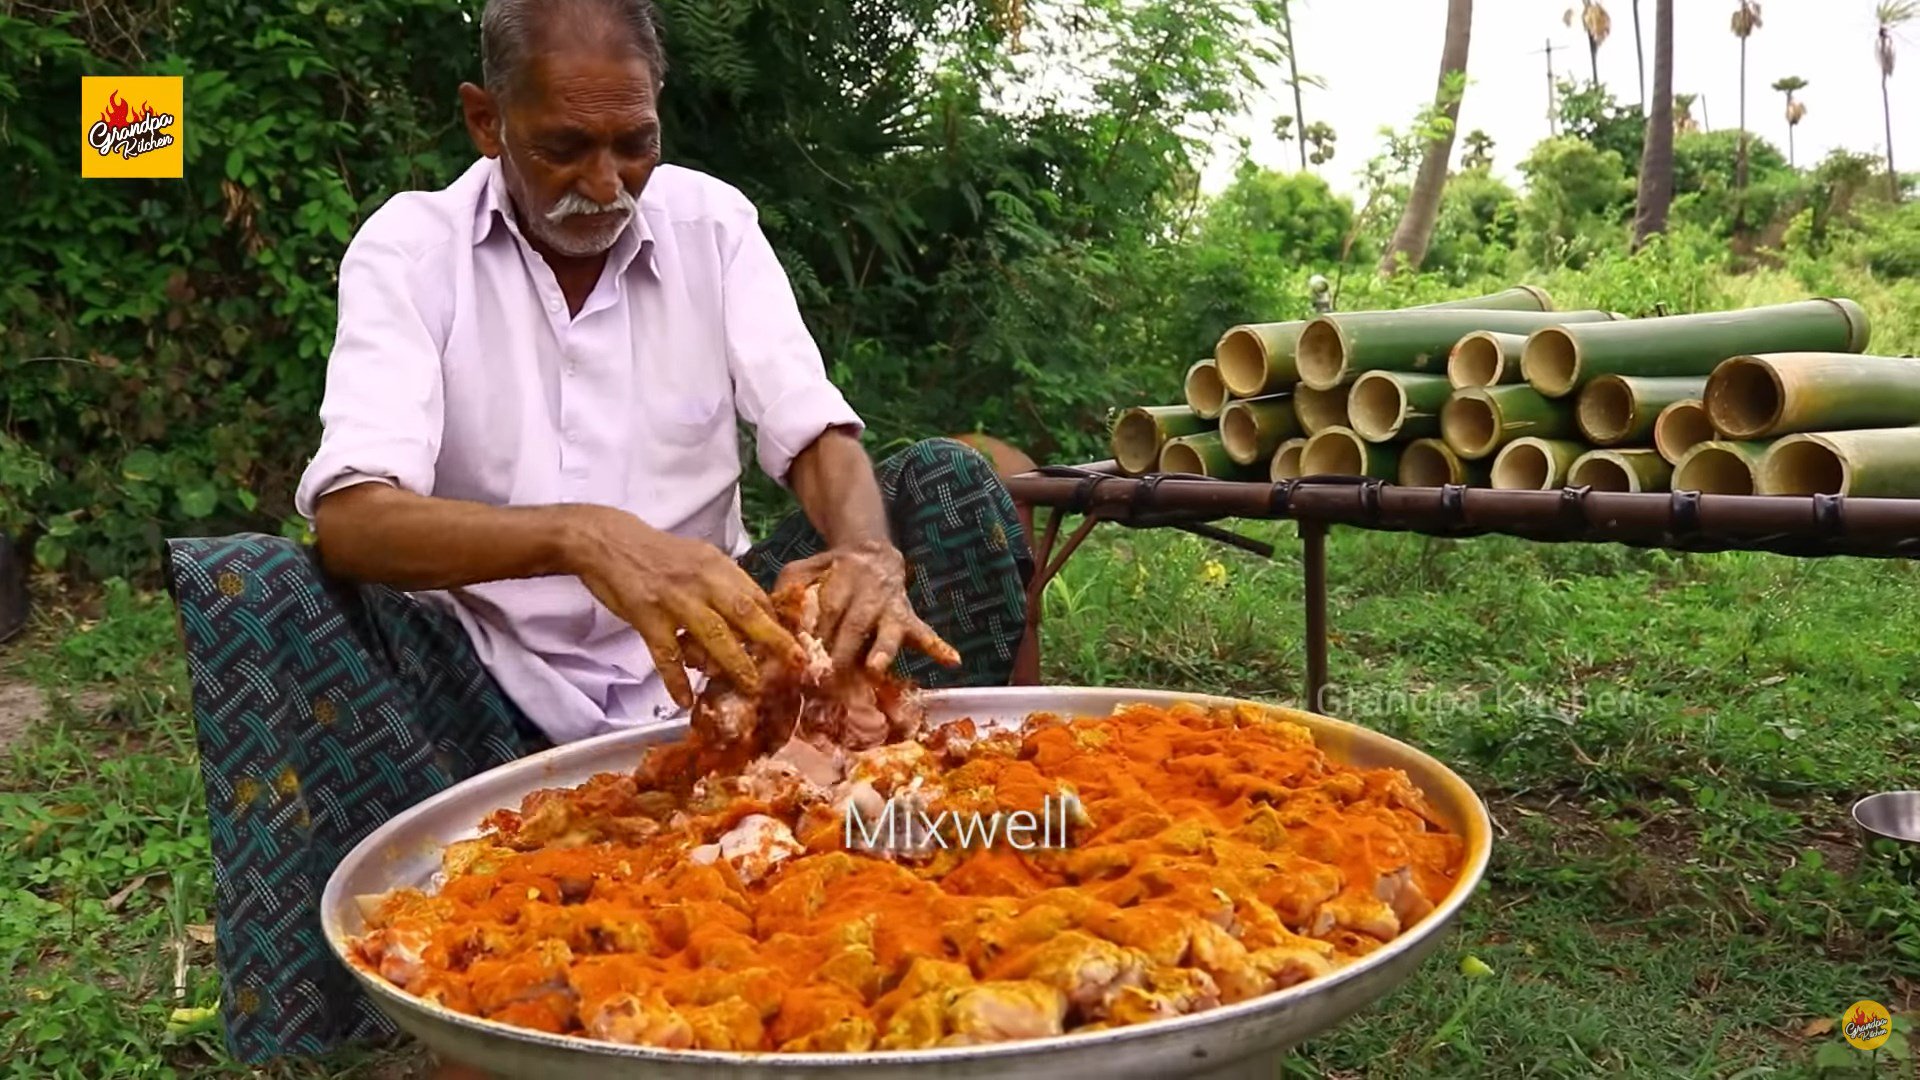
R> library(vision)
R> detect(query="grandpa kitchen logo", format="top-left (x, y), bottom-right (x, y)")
top-left (81, 76), bottom-right (184, 179)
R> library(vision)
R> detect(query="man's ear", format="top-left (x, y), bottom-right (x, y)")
top-left (459, 82), bottom-right (504, 158)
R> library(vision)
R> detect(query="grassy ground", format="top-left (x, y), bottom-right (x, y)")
top-left (4, 524), bottom-right (1919, 1078)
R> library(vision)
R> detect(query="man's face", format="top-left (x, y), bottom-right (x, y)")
top-left (471, 47), bottom-right (661, 259)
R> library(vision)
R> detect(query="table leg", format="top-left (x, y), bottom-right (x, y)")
top-left (1302, 520), bottom-right (1329, 712)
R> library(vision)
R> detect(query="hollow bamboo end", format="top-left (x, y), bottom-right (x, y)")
top-left (1522, 328), bottom-right (1581, 398)
top-left (1576, 375), bottom-right (1636, 445)
top-left (1295, 320), bottom-right (1347, 391)
top-left (1112, 410), bottom-right (1164, 474)
top-left (1401, 439), bottom-right (1463, 487)
top-left (1220, 403), bottom-right (1261, 465)
top-left (1760, 435), bottom-right (1848, 496)
top-left (1491, 439), bottom-right (1557, 490)
top-left (1441, 390), bottom-right (1499, 460)
top-left (1449, 334), bottom-right (1505, 389)
top-left (1270, 438), bottom-right (1309, 482)
top-left (1674, 444), bottom-right (1758, 495)
top-left (1185, 360), bottom-right (1229, 420)
top-left (1654, 399), bottom-right (1715, 466)
top-left (1293, 384), bottom-right (1350, 435)
top-left (1702, 356), bottom-right (1784, 440)
top-left (1515, 284), bottom-right (1556, 312)
top-left (1302, 427), bottom-right (1368, 477)
top-left (1215, 329), bottom-right (1269, 398)
top-left (1160, 440), bottom-right (1207, 477)
top-left (1567, 454), bottom-right (1633, 492)
top-left (1348, 373), bottom-right (1407, 442)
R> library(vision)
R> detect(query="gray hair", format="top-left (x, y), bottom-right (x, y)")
top-left (481, 0), bottom-right (668, 102)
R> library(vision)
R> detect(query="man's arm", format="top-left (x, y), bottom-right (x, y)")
top-left (783, 425), bottom-right (890, 551)
top-left (314, 482), bottom-right (799, 707)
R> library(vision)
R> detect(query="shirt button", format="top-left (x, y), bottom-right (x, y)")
top-left (547, 298), bottom-right (562, 313)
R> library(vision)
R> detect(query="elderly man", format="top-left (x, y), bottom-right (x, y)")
top-left (162, 0), bottom-right (1031, 1066)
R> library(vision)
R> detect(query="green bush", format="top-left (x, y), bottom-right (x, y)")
top-left (1516, 137), bottom-right (1634, 268)
top-left (1422, 168), bottom-right (1520, 280)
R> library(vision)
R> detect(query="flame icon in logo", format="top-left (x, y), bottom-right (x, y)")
top-left (99, 90), bottom-right (154, 131)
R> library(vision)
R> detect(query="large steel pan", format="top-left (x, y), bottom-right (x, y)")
top-left (322, 686), bottom-right (1493, 1078)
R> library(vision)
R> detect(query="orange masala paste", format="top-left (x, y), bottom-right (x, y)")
top-left (350, 701), bottom-right (1466, 1052)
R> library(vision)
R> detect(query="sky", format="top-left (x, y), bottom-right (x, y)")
top-left (1200, 0), bottom-right (1920, 197)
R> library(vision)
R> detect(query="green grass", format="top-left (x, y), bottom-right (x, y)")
top-left (4, 527), bottom-right (1919, 1078)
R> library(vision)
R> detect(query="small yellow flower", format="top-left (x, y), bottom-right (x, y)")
top-left (1201, 559), bottom-right (1229, 587)
top-left (232, 777), bottom-right (261, 810)
top-left (274, 765), bottom-right (301, 798)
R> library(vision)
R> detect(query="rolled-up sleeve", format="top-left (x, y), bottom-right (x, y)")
top-left (293, 225), bottom-right (449, 523)
top-left (720, 208), bottom-right (863, 485)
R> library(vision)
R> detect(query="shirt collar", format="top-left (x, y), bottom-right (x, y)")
top-left (472, 156), bottom-right (658, 277)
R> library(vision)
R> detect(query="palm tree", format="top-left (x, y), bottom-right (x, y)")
top-left (1633, 0), bottom-right (1675, 249)
top-left (1566, 1), bottom-right (1612, 84)
top-left (1631, 0), bottom-right (1647, 108)
top-left (1380, 0), bottom-right (1473, 274)
top-left (1772, 76), bottom-right (1807, 166)
top-left (1673, 92), bottom-right (1700, 134)
top-left (1279, 0), bottom-right (1311, 172)
top-left (1463, 129), bottom-right (1496, 170)
top-left (1878, 1), bottom-right (1917, 202)
top-left (1730, 1), bottom-right (1762, 214)
top-left (1735, 4), bottom-right (1758, 192)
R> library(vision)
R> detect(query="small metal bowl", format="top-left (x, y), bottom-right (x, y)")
top-left (1852, 791), bottom-right (1920, 846)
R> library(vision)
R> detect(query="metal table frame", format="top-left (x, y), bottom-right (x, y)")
top-left (1002, 463), bottom-right (1920, 709)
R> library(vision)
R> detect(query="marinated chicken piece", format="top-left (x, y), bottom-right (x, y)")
top-left (1377, 865), bottom-right (1436, 927)
top-left (783, 1017), bottom-right (879, 1053)
top-left (1312, 889), bottom-right (1400, 940)
top-left (942, 981), bottom-right (1070, 1046)
top-left (847, 741), bottom-right (937, 795)
top-left (994, 930), bottom-right (1149, 1019)
top-left (689, 814), bottom-right (804, 885)
top-left (1104, 966), bottom-right (1221, 1025)
top-left (874, 955), bottom-right (975, 1020)
top-left (878, 988), bottom-right (951, 1049)
top-left (584, 987), bottom-right (695, 1048)
top-left (1247, 944), bottom-right (1336, 989)
top-left (358, 926), bottom-right (431, 988)
top-left (772, 986), bottom-right (876, 1051)
top-left (1091, 905), bottom-right (1196, 968)
top-left (684, 997), bottom-right (765, 1050)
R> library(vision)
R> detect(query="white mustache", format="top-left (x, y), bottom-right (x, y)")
top-left (546, 188), bottom-right (636, 225)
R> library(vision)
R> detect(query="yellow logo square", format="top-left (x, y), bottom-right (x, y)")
top-left (80, 76), bottom-right (184, 179)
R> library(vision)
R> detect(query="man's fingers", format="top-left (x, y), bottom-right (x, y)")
top-left (680, 603), bottom-right (759, 689)
top-left (725, 592), bottom-right (804, 666)
top-left (814, 569), bottom-right (857, 654)
top-left (676, 630), bottom-right (711, 673)
top-left (866, 618), bottom-right (907, 675)
top-left (906, 616), bottom-right (962, 668)
top-left (635, 616), bottom-right (696, 709)
top-left (831, 593), bottom-right (885, 670)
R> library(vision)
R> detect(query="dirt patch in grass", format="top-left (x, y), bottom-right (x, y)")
top-left (0, 679), bottom-right (44, 753)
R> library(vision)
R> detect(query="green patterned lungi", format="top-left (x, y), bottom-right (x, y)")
top-left (162, 437), bottom-right (1031, 1064)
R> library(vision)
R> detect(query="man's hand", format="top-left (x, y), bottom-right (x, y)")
top-left (564, 505), bottom-right (803, 708)
top-left (774, 540), bottom-right (960, 675)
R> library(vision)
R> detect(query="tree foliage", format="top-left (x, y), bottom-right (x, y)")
top-left (0, 0), bottom-right (1282, 575)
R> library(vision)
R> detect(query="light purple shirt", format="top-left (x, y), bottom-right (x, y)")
top-left (294, 156), bottom-right (863, 744)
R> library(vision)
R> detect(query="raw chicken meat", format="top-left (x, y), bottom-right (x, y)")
top-left (689, 578), bottom-right (927, 759)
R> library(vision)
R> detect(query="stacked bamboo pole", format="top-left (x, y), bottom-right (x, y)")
top-left (1108, 291), bottom-right (1920, 498)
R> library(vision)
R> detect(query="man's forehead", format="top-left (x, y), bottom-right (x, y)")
top-left (509, 39), bottom-right (657, 108)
